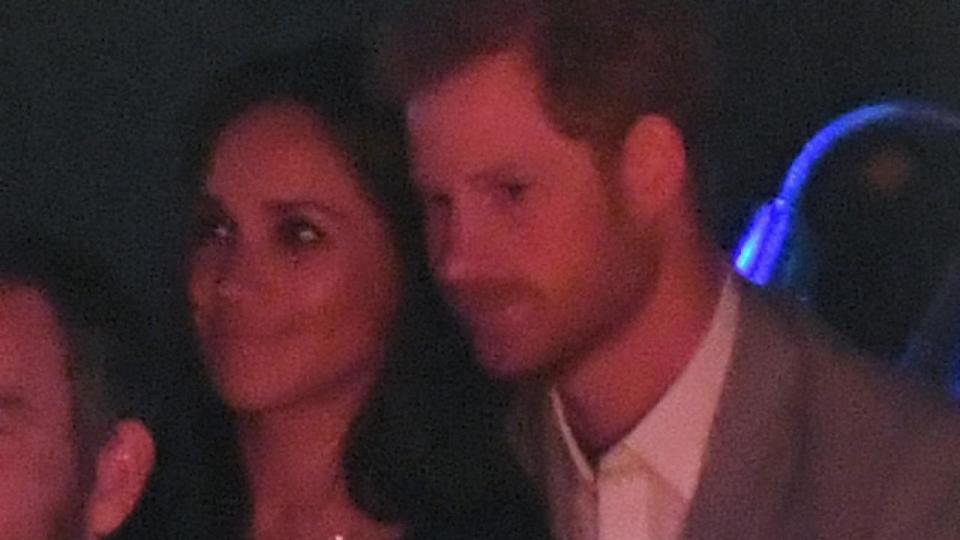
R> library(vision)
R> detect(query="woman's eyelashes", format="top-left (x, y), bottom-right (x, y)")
top-left (193, 207), bottom-right (234, 245)
top-left (191, 197), bottom-right (331, 255)
top-left (277, 215), bottom-right (327, 250)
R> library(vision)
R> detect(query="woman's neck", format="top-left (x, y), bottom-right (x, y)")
top-left (237, 387), bottom-right (366, 507)
top-left (236, 381), bottom-right (396, 540)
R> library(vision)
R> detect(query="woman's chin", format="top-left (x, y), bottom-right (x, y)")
top-left (214, 377), bottom-right (288, 415)
top-left (204, 350), bottom-right (293, 413)
top-left (207, 354), bottom-right (380, 417)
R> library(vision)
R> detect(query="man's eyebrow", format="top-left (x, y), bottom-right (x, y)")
top-left (0, 388), bottom-right (27, 411)
top-left (415, 161), bottom-right (525, 190)
top-left (469, 162), bottom-right (526, 185)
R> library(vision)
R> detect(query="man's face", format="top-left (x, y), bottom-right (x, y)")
top-left (0, 286), bottom-right (86, 540)
top-left (407, 48), bottom-right (657, 380)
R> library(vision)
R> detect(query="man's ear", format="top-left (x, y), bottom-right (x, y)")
top-left (85, 419), bottom-right (155, 538)
top-left (617, 114), bottom-right (688, 221)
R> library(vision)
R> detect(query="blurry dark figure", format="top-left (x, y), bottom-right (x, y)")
top-left (176, 37), bottom-right (548, 540)
top-left (901, 252), bottom-right (960, 394)
top-left (802, 123), bottom-right (960, 359)
top-left (0, 223), bottom-right (155, 540)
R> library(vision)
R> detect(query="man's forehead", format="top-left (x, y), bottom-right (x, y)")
top-left (405, 47), bottom-right (560, 187)
top-left (406, 46), bottom-right (540, 126)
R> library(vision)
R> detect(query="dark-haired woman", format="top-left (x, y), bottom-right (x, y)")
top-left (180, 38), bottom-right (547, 540)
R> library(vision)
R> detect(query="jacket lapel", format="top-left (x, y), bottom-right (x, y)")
top-left (683, 284), bottom-right (808, 539)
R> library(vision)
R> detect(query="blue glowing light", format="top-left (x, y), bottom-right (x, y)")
top-left (733, 203), bottom-right (769, 273)
top-left (733, 101), bottom-right (960, 286)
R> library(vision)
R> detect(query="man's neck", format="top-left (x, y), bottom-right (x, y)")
top-left (556, 239), bottom-right (727, 459)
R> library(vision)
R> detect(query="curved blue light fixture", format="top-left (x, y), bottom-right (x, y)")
top-left (733, 101), bottom-right (960, 286)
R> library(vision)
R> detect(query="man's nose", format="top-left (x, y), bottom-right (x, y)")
top-left (433, 202), bottom-right (500, 286)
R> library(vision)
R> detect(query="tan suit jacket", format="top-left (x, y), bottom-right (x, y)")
top-left (511, 282), bottom-right (960, 539)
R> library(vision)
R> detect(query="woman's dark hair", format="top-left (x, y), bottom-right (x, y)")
top-left (177, 37), bottom-right (547, 537)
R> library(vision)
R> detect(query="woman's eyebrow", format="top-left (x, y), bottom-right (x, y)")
top-left (268, 200), bottom-right (348, 221)
top-left (196, 193), bottom-right (227, 214)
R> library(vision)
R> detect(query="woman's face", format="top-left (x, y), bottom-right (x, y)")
top-left (189, 100), bottom-right (401, 413)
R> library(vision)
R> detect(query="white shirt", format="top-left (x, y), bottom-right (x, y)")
top-left (544, 277), bottom-right (740, 540)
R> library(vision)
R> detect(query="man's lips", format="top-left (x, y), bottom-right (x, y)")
top-left (443, 279), bottom-right (536, 312)
top-left (446, 290), bottom-right (534, 334)
top-left (198, 315), bottom-right (298, 346)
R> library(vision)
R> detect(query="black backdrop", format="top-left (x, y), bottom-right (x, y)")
top-left (1, 1), bottom-right (959, 537)
top-left (3, 0), bottom-right (959, 295)
top-left (1, 3), bottom-right (368, 537)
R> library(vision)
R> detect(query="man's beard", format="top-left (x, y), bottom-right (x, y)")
top-left (50, 459), bottom-right (90, 540)
top-left (50, 504), bottom-right (87, 540)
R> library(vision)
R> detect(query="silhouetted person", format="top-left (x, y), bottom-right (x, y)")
top-left (0, 226), bottom-right (155, 540)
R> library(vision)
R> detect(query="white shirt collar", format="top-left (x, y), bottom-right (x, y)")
top-left (550, 273), bottom-right (740, 499)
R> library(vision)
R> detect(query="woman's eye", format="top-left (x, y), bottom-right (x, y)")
top-left (193, 215), bottom-right (232, 244)
top-left (210, 222), bottom-right (231, 240)
top-left (500, 182), bottom-right (529, 202)
top-left (279, 218), bottom-right (326, 247)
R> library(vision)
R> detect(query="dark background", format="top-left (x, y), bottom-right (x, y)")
top-left (2, 1), bottom-right (959, 308)
top-left (1, 0), bottom-right (371, 314)
top-left (1, 1), bottom-right (959, 536)
top-left (1, 3), bottom-right (373, 536)
top-left (711, 1), bottom-right (960, 242)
